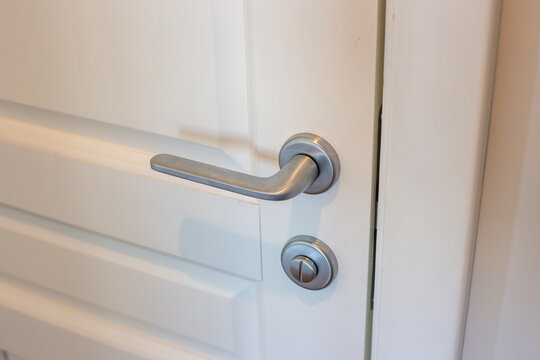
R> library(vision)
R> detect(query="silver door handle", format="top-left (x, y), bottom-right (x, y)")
top-left (150, 133), bottom-right (340, 201)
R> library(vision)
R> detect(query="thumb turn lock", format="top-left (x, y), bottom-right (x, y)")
top-left (281, 235), bottom-right (338, 290)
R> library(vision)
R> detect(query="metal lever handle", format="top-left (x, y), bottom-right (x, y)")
top-left (150, 133), bottom-right (340, 201)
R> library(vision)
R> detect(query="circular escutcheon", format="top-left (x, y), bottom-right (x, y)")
top-left (278, 133), bottom-right (341, 195)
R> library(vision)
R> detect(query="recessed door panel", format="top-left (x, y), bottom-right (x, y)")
top-left (0, 205), bottom-right (258, 355)
top-left (0, 0), bottom-right (250, 157)
top-left (0, 117), bottom-right (261, 280)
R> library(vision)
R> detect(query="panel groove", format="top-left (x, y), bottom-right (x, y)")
top-left (0, 122), bottom-right (262, 279)
top-left (0, 204), bottom-right (259, 356)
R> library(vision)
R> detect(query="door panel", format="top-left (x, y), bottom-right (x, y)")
top-left (0, 205), bottom-right (258, 353)
top-left (0, 0), bottom-right (250, 161)
top-left (0, 281), bottom-right (213, 360)
top-left (0, 117), bottom-right (261, 279)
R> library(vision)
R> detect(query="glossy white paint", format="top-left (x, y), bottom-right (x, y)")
top-left (0, 1), bottom-right (250, 159)
top-left (0, 117), bottom-right (261, 279)
top-left (0, 1), bottom-right (381, 359)
top-left (0, 281), bottom-right (208, 360)
top-left (251, 1), bottom-right (382, 358)
top-left (0, 205), bottom-right (259, 353)
top-left (463, 0), bottom-right (540, 357)
top-left (372, 1), bottom-right (501, 359)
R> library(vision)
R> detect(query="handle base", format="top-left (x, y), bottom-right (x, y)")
top-left (279, 133), bottom-right (341, 194)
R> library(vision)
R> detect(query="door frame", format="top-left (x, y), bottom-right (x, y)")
top-left (372, 0), bottom-right (502, 358)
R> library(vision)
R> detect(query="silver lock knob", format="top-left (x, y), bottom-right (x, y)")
top-left (281, 235), bottom-right (338, 290)
top-left (290, 255), bottom-right (318, 283)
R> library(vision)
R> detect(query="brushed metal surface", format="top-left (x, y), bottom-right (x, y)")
top-left (289, 256), bottom-right (318, 283)
top-left (281, 235), bottom-right (338, 290)
top-left (150, 133), bottom-right (340, 200)
top-left (279, 133), bottom-right (340, 194)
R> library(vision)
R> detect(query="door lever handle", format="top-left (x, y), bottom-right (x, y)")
top-left (150, 133), bottom-right (340, 201)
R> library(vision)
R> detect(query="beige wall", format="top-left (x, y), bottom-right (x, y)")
top-left (462, 0), bottom-right (540, 358)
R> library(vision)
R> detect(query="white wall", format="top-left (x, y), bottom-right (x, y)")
top-left (462, 0), bottom-right (540, 358)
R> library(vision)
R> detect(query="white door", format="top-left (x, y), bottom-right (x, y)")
top-left (0, 1), bottom-right (381, 359)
